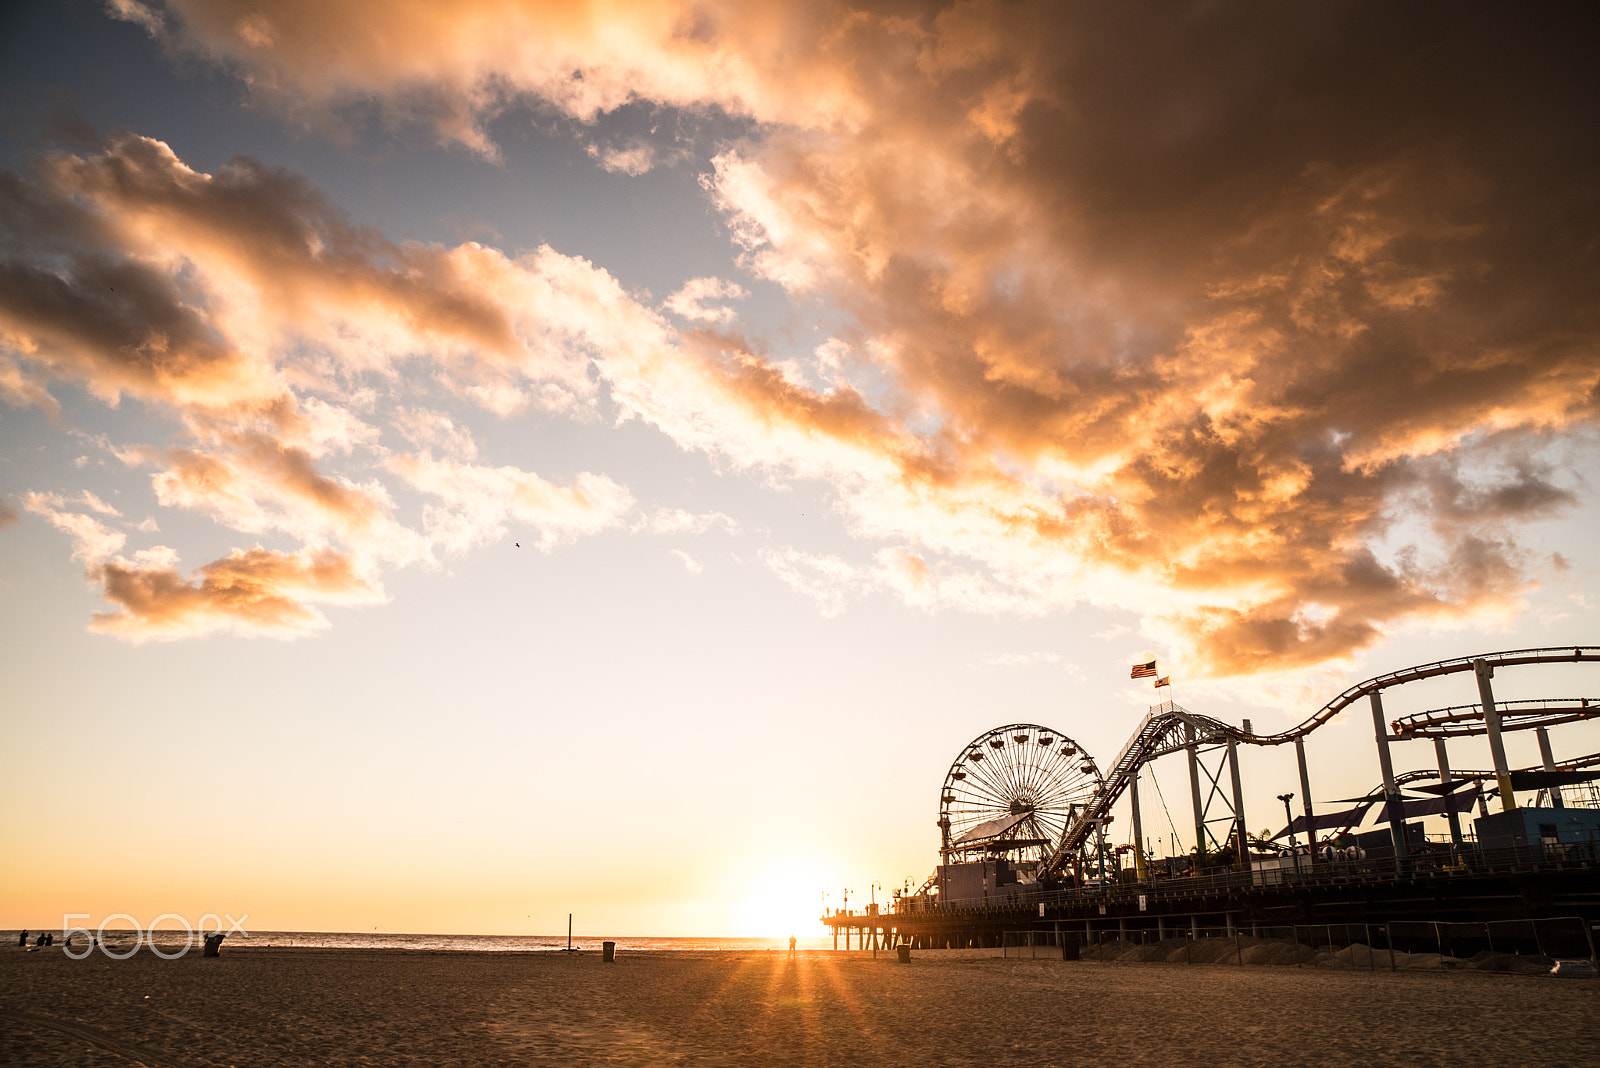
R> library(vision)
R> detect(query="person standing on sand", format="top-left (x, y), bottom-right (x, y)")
top-left (17, 930), bottom-right (26, 947)
top-left (788, 935), bottom-right (796, 957)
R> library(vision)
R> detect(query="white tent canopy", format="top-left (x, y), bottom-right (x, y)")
top-left (952, 811), bottom-right (1029, 847)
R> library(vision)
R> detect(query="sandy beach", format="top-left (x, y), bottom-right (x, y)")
top-left (3, 946), bottom-right (1597, 1067)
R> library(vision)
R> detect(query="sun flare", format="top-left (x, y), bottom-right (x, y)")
top-left (728, 859), bottom-right (836, 940)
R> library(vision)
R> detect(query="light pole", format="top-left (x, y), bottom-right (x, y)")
top-left (870, 881), bottom-right (880, 913)
top-left (1277, 792), bottom-right (1300, 878)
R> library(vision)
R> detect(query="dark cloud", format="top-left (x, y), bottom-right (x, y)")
top-left (18, 1), bottom-right (1597, 672)
top-left (1, 132), bottom-right (640, 636)
top-left (705, 2), bottom-right (1599, 672)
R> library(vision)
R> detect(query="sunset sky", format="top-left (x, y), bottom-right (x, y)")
top-left (3, 1), bottom-right (1597, 938)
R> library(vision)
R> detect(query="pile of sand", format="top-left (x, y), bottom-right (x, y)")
top-left (1079, 935), bottom-right (1566, 974)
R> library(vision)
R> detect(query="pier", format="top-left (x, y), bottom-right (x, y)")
top-left (826, 839), bottom-right (1600, 950)
top-left (828, 647), bottom-right (1600, 954)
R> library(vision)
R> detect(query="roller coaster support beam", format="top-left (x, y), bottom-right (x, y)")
top-left (1370, 690), bottom-right (1410, 873)
top-left (1434, 738), bottom-right (1464, 848)
top-left (1474, 660), bottom-right (1516, 811)
top-left (1129, 772), bottom-right (1146, 882)
top-left (1295, 737), bottom-right (1318, 857)
top-left (1187, 723), bottom-right (1206, 858)
top-left (1227, 738), bottom-right (1248, 871)
top-left (1537, 727), bottom-right (1565, 809)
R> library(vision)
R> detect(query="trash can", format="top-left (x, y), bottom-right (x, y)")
top-left (896, 944), bottom-right (911, 964)
top-left (602, 941), bottom-right (616, 963)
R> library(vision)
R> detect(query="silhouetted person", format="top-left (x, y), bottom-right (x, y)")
top-left (17, 930), bottom-right (25, 947)
top-left (44, 932), bottom-right (53, 946)
top-left (788, 935), bottom-right (797, 956)
top-left (35, 933), bottom-right (45, 946)
top-left (203, 932), bottom-right (225, 958)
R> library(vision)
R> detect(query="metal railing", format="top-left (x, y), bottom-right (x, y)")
top-left (1058, 916), bottom-right (1596, 969)
top-left (900, 837), bottom-right (1599, 918)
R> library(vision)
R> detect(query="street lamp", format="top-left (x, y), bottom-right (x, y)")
top-left (870, 881), bottom-right (880, 913)
top-left (1277, 792), bottom-right (1301, 877)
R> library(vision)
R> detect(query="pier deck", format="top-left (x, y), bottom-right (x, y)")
top-left (824, 843), bottom-right (1600, 951)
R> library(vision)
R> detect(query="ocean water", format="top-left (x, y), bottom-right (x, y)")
top-left (35, 930), bottom-right (837, 953)
top-left (242, 932), bottom-right (834, 952)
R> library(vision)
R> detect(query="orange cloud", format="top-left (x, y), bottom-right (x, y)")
top-left (115, 0), bottom-right (882, 150)
top-left (13, 5), bottom-right (1600, 676)
top-left (89, 546), bottom-right (385, 641)
top-left (2, 135), bottom-right (649, 635)
top-left (683, 5), bottom-right (1600, 673)
top-left (148, 442), bottom-right (431, 566)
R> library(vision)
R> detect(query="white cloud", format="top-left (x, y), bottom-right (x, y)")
top-left (391, 408), bottom-right (478, 460)
top-left (77, 491), bottom-right (122, 517)
top-left (759, 546), bottom-right (861, 618)
top-left (637, 507), bottom-right (741, 536)
top-left (23, 492), bottom-right (126, 562)
top-left (981, 651), bottom-right (1061, 668)
top-left (586, 139), bottom-right (657, 176)
top-left (390, 453), bottom-right (634, 554)
top-left (664, 277), bottom-right (749, 324)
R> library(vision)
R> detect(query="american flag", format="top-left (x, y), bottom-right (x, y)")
top-left (1130, 659), bottom-right (1157, 679)
top-left (1154, 676), bottom-right (1170, 688)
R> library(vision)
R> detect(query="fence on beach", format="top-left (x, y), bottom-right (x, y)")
top-left (1000, 915), bottom-right (1597, 968)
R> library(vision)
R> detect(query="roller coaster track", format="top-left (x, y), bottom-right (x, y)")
top-left (1391, 697), bottom-right (1597, 739)
top-left (1392, 753), bottom-right (1600, 790)
top-left (1042, 646), bottom-right (1600, 874)
top-left (1303, 752), bottom-right (1600, 840)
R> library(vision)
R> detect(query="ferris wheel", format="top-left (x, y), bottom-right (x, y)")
top-left (938, 723), bottom-right (1104, 869)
